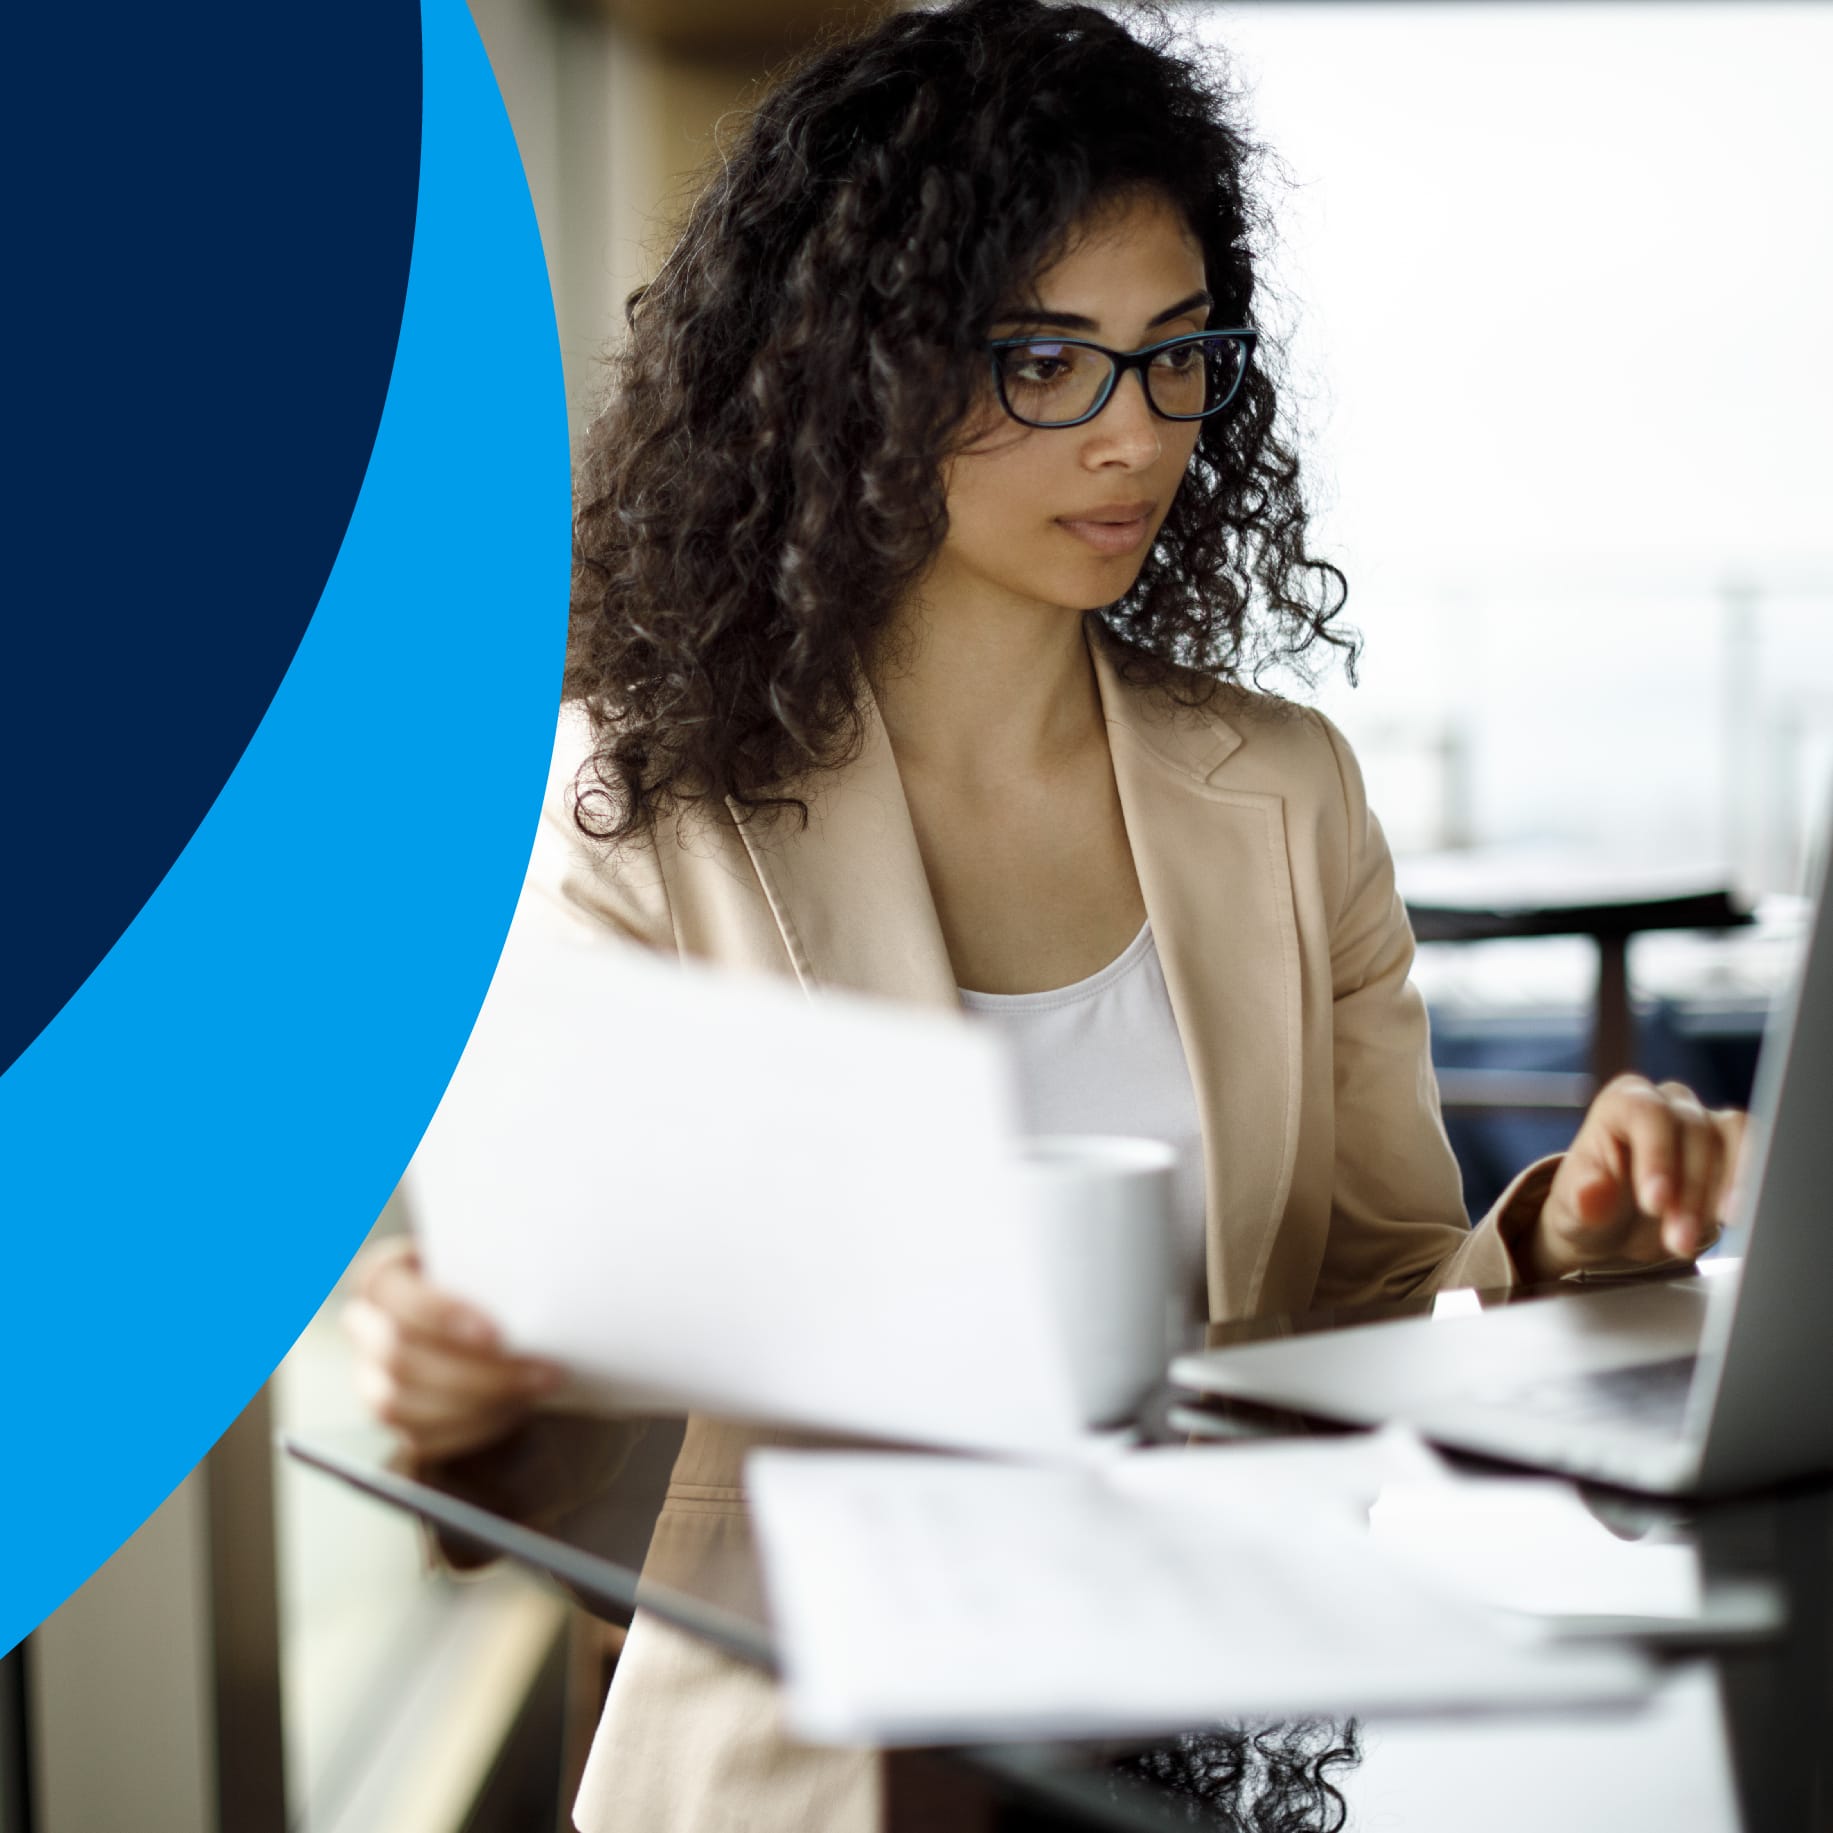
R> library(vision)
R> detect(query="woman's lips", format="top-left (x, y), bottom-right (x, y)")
top-left (1054, 507), bottom-right (1154, 555)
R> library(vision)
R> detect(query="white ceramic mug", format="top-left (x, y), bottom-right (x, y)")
top-left (1012, 1134), bottom-right (1180, 1427)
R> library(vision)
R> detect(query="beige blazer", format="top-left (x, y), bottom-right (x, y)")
top-left (536, 617), bottom-right (1556, 1833)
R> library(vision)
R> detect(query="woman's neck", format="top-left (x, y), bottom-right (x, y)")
top-left (868, 591), bottom-right (1106, 784)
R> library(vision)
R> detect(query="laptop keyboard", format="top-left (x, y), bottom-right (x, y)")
top-left (1476, 1354), bottom-right (1700, 1432)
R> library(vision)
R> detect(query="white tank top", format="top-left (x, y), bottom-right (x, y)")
top-left (957, 921), bottom-right (1208, 1311)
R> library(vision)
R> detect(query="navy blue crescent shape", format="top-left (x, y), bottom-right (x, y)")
top-left (2, 1), bottom-right (422, 1078)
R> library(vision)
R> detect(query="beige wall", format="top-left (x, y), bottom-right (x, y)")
top-left (28, 1475), bottom-right (218, 1833)
top-left (470, 0), bottom-right (871, 445)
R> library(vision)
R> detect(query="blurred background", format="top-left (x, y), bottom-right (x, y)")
top-left (7, 4), bottom-right (1828, 1831)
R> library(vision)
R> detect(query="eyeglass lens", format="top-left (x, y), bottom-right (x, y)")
top-left (994, 336), bottom-right (1248, 426)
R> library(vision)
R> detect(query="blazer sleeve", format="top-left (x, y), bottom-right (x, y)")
top-left (1307, 711), bottom-right (1560, 1307)
top-left (518, 705), bottom-right (676, 954)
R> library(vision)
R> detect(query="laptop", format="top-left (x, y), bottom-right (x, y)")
top-left (1170, 803), bottom-right (1833, 1497)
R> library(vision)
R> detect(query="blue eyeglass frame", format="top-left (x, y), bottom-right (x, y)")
top-left (985, 328), bottom-right (1259, 429)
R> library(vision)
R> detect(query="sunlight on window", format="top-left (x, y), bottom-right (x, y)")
top-left (1184, 3), bottom-right (1833, 889)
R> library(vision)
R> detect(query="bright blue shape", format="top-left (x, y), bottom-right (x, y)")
top-left (0, 0), bottom-right (568, 1655)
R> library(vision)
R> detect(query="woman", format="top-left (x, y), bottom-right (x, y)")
top-left (347, 2), bottom-right (1744, 1827)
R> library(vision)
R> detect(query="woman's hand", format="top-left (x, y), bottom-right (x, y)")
top-left (342, 1236), bottom-right (567, 1462)
top-left (1523, 1076), bottom-right (1748, 1283)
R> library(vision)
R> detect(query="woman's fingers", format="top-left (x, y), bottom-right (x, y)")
top-left (353, 1374), bottom-right (531, 1462)
top-left (351, 1348), bottom-right (539, 1432)
top-left (342, 1239), bottom-right (567, 1461)
top-left (1566, 1126), bottom-right (1632, 1229)
top-left (1539, 1077), bottom-right (1748, 1277)
top-left (1556, 1083), bottom-right (1655, 1252)
top-left (343, 1295), bottom-right (562, 1405)
top-left (1653, 1081), bottom-right (1724, 1257)
top-left (1608, 1078), bottom-right (1686, 1220)
top-left (1713, 1107), bottom-right (1751, 1223)
top-left (345, 1299), bottom-right (562, 1460)
top-left (356, 1235), bottom-right (501, 1350)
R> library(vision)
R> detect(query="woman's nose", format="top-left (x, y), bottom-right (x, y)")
top-left (1082, 367), bottom-right (1162, 465)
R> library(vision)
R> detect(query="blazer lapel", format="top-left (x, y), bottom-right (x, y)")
top-left (731, 624), bottom-right (1303, 1322)
top-left (729, 683), bottom-right (960, 1013)
top-left (1089, 627), bottom-right (1302, 1321)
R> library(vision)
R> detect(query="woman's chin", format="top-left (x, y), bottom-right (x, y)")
top-left (1058, 555), bottom-right (1149, 611)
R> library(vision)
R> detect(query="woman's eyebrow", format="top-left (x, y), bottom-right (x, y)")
top-left (992, 289), bottom-right (1214, 333)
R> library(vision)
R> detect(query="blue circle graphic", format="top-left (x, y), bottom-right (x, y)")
top-left (0, 0), bottom-right (570, 1654)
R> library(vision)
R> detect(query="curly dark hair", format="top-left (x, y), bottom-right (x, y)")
top-left (1106, 1719), bottom-right (1363, 1831)
top-left (567, 0), bottom-right (1355, 842)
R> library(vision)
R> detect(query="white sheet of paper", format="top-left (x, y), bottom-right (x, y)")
top-left (1368, 1479), bottom-right (1704, 1622)
top-left (747, 1439), bottom-right (1652, 1746)
top-left (408, 888), bottom-right (1085, 1454)
top-left (1345, 1664), bottom-right (1743, 1833)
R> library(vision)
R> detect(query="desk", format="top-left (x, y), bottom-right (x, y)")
top-left (1400, 853), bottom-right (1752, 1091)
top-left (289, 1278), bottom-right (1831, 1832)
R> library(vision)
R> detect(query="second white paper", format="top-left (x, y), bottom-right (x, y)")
top-left (747, 1440), bottom-right (1653, 1746)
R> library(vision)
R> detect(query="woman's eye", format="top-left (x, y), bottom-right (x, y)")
top-left (1000, 347), bottom-right (1072, 387)
top-left (1152, 343), bottom-right (1201, 373)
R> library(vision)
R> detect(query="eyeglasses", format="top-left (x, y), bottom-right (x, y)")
top-left (985, 329), bottom-right (1258, 429)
